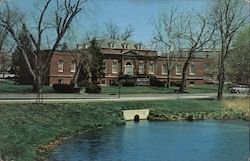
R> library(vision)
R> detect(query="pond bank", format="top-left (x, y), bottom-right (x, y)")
top-left (0, 98), bottom-right (248, 161)
top-left (148, 110), bottom-right (249, 121)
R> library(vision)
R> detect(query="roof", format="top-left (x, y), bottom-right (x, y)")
top-left (78, 38), bottom-right (148, 50)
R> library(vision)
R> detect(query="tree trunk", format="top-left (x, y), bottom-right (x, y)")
top-left (179, 61), bottom-right (189, 93)
top-left (217, 63), bottom-right (225, 100)
top-left (32, 83), bottom-right (38, 93)
top-left (166, 69), bottom-right (171, 88)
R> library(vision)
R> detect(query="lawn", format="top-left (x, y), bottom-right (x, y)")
top-left (0, 79), bottom-right (219, 94)
top-left (101, 85), bottom-right (178, 94)
top-left (0, 99), bottom-right (247, 161)
top-left (101, 84), bottom-right (218, 94)
top-left (0, 80), bottom-right (54, 93)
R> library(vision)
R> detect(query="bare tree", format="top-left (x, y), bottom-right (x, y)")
top-left (178, 13), bottom-right (214, 93)
top-left (0, 0), bottom-right (88, 102)
top-left (104, 20), bottom-right (120, 39)
top-left (211, 0), bottom-right (248, 100)
top-left (0, 6), bottom-right (22, 78)
top-left (152, 8), bottom-right (180, 88)
top-left (120, 25), bottom-right (134, 41)
top-left (104, 20), bottom-right (134, 40)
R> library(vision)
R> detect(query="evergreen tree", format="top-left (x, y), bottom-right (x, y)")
top-left (12, 24), bottom-right (34, 84)
top-left (77, 38), bottom-right (104, 85)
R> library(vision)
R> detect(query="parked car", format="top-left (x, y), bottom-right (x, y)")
top-left (229, 85), bottom-right (249, 93)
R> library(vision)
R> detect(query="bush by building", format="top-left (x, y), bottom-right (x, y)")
top-left (85, 83), bottom-right (101, 93)
top-left (52, 83), bottom-right (80, 93)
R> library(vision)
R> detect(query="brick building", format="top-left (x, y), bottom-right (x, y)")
top-left (49, 39), bottom-right (219, 86)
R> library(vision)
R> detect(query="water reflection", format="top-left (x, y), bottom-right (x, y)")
top-left (50, 120), bottom-right (249, 161)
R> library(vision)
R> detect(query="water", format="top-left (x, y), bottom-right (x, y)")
top-left (50, 120), bottom-right (249, 161)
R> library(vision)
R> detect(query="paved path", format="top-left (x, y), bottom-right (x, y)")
top-left (0, 93), bottom-right (248, 103)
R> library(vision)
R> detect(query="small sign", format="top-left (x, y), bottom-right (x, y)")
top-left (137, 78), bottom-right (150, 86)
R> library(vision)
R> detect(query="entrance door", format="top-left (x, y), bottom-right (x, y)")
top-left (125, 62), bottom-right (133, 75)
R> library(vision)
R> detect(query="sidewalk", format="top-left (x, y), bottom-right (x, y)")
top-left (0, 93), bottom-right (217, 103)
top-left (0, 92), bottom-right (247, 103)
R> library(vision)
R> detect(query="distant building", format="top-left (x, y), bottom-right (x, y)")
top-left (49, 39), bottom-right (219, 86)
top-left (0, 54), bottom-right (12, 78)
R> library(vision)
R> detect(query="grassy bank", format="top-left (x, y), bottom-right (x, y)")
top-left (0, 99), bottom-right (248, 161)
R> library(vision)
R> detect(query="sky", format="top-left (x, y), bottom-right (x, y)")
top-left (9, 0), bottom-right (211, 47)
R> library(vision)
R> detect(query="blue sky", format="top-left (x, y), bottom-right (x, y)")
top-left (12, 0), bottom-right (210, 47)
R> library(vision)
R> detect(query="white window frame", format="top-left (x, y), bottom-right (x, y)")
top-left (111, 42), bottom-right (115, 48)
top-left (190, 63), bottom-right (195, 75)
top-left (176, 64), bottom-right (181, 75)
top-left (162, 64), bottom-right (167, 74)
top-left (58, 60), bottom-right (64, 72)
top-left (101, 80), bottom-right (106, 85)
top-left (139, 63), bottom-right (144, 74)
top-left (124, 44), bottom-right (129, 49)
top-left (148, 63), bottom-right (155, 74)
top-left (125, 62), bottom-right (133, 75)
top-left (70, 60), bottom-right (76, 73)
top-left (112, 60), bottom-right (118, 73)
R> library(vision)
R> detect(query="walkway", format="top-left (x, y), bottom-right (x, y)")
top-left (0, 93), bottom-right (248, 103)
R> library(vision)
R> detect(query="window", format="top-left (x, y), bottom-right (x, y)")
top-left (148, 62), bottom-right (154, 74)
top-left (58, 60), bottom-right (64, 72)
top-left (101, 80), bottom-right (106, 85)
top-left (139, 63), bottom-right (144, 74)
top-left (112, 60), bottom-right (118, 73)
top-left (190, 63), bottom-right (195, 75)
top-left (176, 64), bottom-right (181, 75)
top-left (135, 43), bottom-right (143, 50)
top-left (125, 62), bottom-right (133, 75)
top-left (110, 42), bottom-right (115, 48)
top-left (70, 60), bottom-right (76, 72)
top-left (162, 64), bottom-right (167, 74)
top-left (58, 79), bottom-right (63, 84)
top-left (124, 44), bottom-right (129, 49)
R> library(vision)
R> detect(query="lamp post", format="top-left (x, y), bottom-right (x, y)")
top-left (118, 55), bottom-right (123, 99)
top-left (118, 79), bottom-right (121, 98)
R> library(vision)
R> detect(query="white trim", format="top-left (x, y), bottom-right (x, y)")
top-left (162, 65), bottom-right (167, 74)
top-left (58, 60), bottom-right (64, 72)
top-left (189, 63), bottom-right (195, 75)
top-left (50, 75), bottom-right (74, 77)
top-left (70, 61), bottom-right (76, 73)
top-left (125, 62), bottom-right (133, 75)
top-left (112, 60), bottom-right (118, 73)
top-left (148, 63), bottom-right (155, 74)
top-left (139, 63), bottom-right (144, 74)
top-left (176, 64), bottom-right (181, 75)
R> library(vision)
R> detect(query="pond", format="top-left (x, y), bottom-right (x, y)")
top-left (49, 120), bottom-right (249, 161)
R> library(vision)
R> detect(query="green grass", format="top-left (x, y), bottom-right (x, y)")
top-left (0, 99), bottom-right (241, 161)
top-left (101, 84), bottom-right (218, 94)
top-left (0, 80), bottom-right (54, 93)
top-left (186, 84), bottom-right (218, 94)
top-left (0, 79), bottom-right (219, 94)
top-left (101, 85), bottom-right (178, 94)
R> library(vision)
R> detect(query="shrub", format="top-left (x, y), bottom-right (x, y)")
top-left (85, 83), bottom-right (101, 93)
top-left (52, 84), bottom-right (80, 93)
top-left (149, 75), bottom-right (165, 87)
top-left (151, 80), bottom-right (165, 87)
top-left (170, 81), bottom-right (181, 87)
top-left (121, 79), bottom-right (135, 86)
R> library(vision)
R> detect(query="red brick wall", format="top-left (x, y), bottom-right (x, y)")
top-left (49, 51), bottom-right (80, 85)
top-left (49, 50), bottom-right (209, 86)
